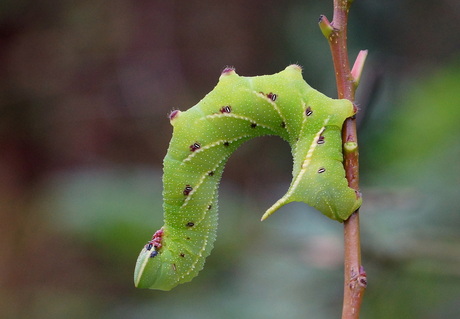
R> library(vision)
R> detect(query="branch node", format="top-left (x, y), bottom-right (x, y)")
top-left (350, 265), bottom-right (367, 289)
top-left (318, 15), bottom-right (337, 40)
top-left (344, 141), bottom-right (358, 154)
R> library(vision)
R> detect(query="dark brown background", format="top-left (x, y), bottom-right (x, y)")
top-left (1, 1), bottom-right (459, 318)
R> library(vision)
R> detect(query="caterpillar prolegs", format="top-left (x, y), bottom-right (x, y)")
top-left (134, 65), bottom-right (362, 290)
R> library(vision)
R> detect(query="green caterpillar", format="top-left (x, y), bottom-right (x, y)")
top-left (134, 65), bottom-right (362, 291)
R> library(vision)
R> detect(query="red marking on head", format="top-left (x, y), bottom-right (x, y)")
top-left (152, 228), bottom-right (164, 238)
top-left (147, 228), bottom-right (165, 249)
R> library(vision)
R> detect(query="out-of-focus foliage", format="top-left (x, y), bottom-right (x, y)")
top-left (359, 60), bottom-right (460, 319)
top-left (1, 0), bottom-right (459, 318)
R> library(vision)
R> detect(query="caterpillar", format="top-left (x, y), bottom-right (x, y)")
top-left (134, 64), bottom-right (362, 291)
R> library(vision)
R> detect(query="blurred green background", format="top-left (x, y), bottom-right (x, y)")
top-left (1, 0), bottom-right (459, 318)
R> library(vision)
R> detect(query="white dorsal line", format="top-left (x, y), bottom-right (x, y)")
top-left (261, 117), bottom-right (330, 220)
top-left (180, 170), bottom-right (206, 208)
top-left (180, 155), bottom-right (227, 208)
top-left (205, 113), bottom-right (278, 132)
top-left (291, 100), bottom-right (309, 160)
top-left (135, 248), bottom-right (150, 286)
top-left (178, 197), bottom-right (216, 280)
top-left (182, 135), bottom-right (251, 163)
top-left (177, 120), bottom-right (257, 280)
top-left (182, 171), bottom-right (219, 226)
top-left (245, 78), bottom-right (290, 136)
top-left (180, 235), bottom-right (209, 280)
top-left (177, 88), bottom-right (298, 280)
top-left (253, 90), bottom-right (292, 138)
top-left (178, 134), bottom-right (257, 279)
top-left (301, 124), bottom-right (327, 169)
top-left (289, 117), bottom-right (329, 193)
top-left (324, 196), bottom-right (334, 218)
top-left (192, 198), bottom-right (214, 226)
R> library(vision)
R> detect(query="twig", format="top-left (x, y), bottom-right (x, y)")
top-left (319, 1), bottom-right (367, 318)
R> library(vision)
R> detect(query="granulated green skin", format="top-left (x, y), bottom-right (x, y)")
top-left (134, 65), bottom-right (362, 291)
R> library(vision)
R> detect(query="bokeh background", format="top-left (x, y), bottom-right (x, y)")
top-left (1, 0), bottom-right (460, 318)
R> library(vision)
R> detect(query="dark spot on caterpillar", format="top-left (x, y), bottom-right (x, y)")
top-left (317, 136), bottom-right (325, 144)
top-left (168, 110), bottom-right (180, 120)
top-left (267, 92), bottom-right (277, 101)
top-left (318, 167), bottom-right (326, 173)
top-left (281, 121), bottom-right (286, 128)
top-left (190, 142), bottom-right (201, 152)
top-left (150, 251), bottom-right (158, 258)
top-left (208, 205), bottom-right (212, 210)
top-left (146, 243), bottom-right (153, 251)
top-left (208, 171), bottom-right (214, 176)
top-left (186, 222), bottom-right (195, 227)
top-left (306, 106), bottom-right (313, 116)
top-left (183, 185), bottom-right (193, 195)
top-left (220, 105), bottom-right (232, 113)
top-left (180, 253), bottom-right (185, 257)
top-left (186, 237), bottom-right (190, 240)
top-left (223, 141), bottom-right (230, 147)
top-left (250, 123), bottom-right (257, 128)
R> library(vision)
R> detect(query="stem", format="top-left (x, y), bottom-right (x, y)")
top-left (319, 1), bottom-right (367, 318)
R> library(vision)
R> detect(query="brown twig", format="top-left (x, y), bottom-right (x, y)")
top-left (319, 1), bottom-right (367, 318)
